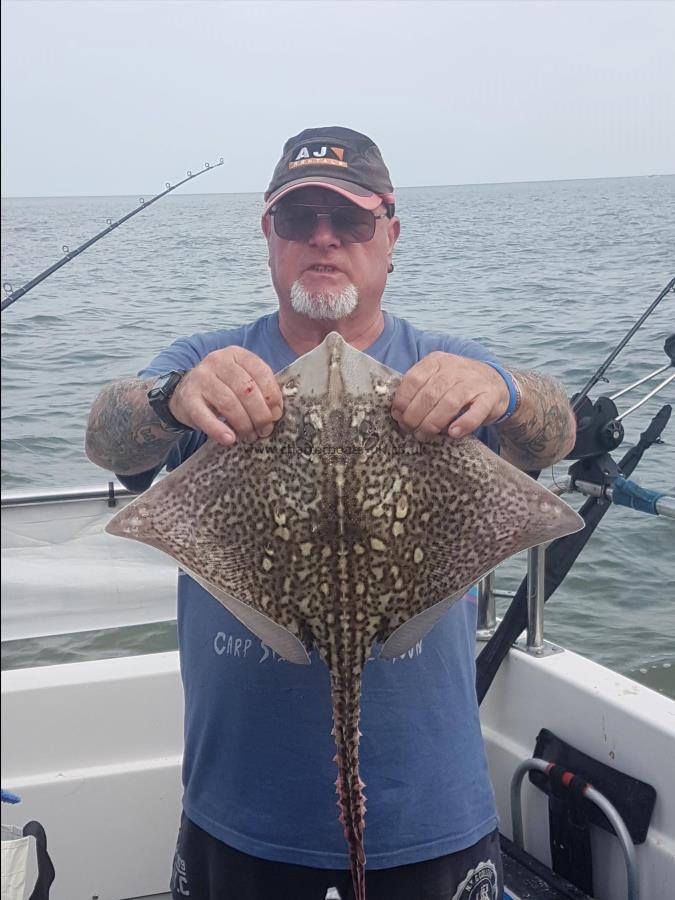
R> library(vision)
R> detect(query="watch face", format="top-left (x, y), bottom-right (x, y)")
top-left (147, 371), bottom-right (187, 432)
top-left (156, 373), bottom-right (175, 396)
top-left (151, 371), bottom-right (182, 399)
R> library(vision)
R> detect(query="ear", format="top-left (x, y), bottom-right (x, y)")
top-left (261, 214), bottom-right (271, 239)
top-left (386, 216), bottom-right (400, 270)
top-left (387, 216), bottom-right (401, 253)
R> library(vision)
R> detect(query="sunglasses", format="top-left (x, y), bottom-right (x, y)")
top-left (269, 203), bottom-right (389, 244)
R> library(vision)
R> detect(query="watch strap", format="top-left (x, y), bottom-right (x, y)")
top-left (147, 370), bottom-right (189, 433)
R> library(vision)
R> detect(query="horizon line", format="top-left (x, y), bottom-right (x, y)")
top-left (1, 171), bottom-right (673, 201)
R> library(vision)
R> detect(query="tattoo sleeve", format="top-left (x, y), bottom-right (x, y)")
top-left (496, 369), bottom-right (576, 471)
top-left (85, 378), bottom-right (181, 475)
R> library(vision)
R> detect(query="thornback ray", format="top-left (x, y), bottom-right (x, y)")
top-left (106, 332), bottom-right (584, 900)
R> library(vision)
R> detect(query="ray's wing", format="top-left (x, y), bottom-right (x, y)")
top-left (342, 398), bottom-right (583, 659)
top-left (106, 425), bottom-right (336, 663)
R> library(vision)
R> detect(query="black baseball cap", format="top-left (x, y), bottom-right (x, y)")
top-left (263, 126), bottom-right (396, 214)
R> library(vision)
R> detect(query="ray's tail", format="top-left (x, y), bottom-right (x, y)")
top-left (329, 655), bottom-right (368, 900)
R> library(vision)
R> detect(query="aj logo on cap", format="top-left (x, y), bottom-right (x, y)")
top-left (290, 143), bottom-right (348, 170)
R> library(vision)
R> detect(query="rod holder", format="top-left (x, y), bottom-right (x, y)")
top-left (526, 544), bottom-right (547, 653)
top-left (476, 571), bottom-right (496, 639)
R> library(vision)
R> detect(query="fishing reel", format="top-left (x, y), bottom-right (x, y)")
top-left (567, 330), bottom-right (674, 461)
top-left (664, 333), bottom-right (675, 365)
top-left (566, 395), bottom-right (624, 460)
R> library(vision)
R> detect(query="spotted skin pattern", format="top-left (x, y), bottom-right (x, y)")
top-left (107, 333), bottom-right (582, 900)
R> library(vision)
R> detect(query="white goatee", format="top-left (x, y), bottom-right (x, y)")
top-left (289, 280), bottom-right (359, 321)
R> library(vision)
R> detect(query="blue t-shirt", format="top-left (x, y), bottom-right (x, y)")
top-left (130, 311), bottom-right (500, 870)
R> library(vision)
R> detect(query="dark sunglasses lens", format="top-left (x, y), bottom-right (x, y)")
top-left (273, 205), bottom-right (377, 243)
top-left (332, 208), bottom-right (376, 243)
top-left (274, 206), bottom-right (317, 241)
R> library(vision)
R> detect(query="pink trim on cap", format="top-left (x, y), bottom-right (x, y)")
top-left (263, 181), bottom-right (386, 214)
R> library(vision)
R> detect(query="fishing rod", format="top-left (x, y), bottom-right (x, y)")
top-left (572, 276), bottom-right (674, 413)
top-left (568, 279), bottom-right (674, 460)
top-left (609, 333), bottom-right (675, 403)
top-left (476, 279), bottom-right (675, 704)
top-left (1, 158), bottom-right (224, 312)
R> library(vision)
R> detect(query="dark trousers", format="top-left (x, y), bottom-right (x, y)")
top-left (171, 814), bottom-right (504, 899)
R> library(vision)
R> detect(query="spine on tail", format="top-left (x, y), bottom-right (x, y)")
top-left (329, 657), bottom-right (367, 900)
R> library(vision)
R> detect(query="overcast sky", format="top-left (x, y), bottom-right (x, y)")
top-left (1, 0), bottom-right (673, 197)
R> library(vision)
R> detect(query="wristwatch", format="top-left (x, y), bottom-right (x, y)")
top-left (147, 370), bottom-right (189, 433)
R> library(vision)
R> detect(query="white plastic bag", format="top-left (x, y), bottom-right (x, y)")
top-left (0, 821), bottom-right (54, 900)
top-left (1, 824), bottom-right (29, 900)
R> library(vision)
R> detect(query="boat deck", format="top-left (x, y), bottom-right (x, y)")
top-left (501, 835), bottom-right (591, 900)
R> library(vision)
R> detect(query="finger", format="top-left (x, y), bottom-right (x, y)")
top-left (391, 355), bottom-right (441, 415)
top-left (175, 368), bottom-right (258, 442)
top-left (188, 403), bottom-right (237, 447)
top-left (397, 375), bottom-right (454, 432)
top-left (225, 371), bottom-right (274, 438)
top-left (224, 357), bottom-right (283, 437)
top-left (204, 374), bottom-right (259, 443)
top-left (447, 393), bottom-right (494, 439)
top-left (411, 387), bottom-right (467, 440)
top-left (233, 349), bottom-right (284, 414)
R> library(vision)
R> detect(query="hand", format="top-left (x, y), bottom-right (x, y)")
top-left (391, 352), bottom-right (510, 441)
top-left (169, 347), bottom-right (283, 446)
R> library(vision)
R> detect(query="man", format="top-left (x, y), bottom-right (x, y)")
top-left (86, 126), bottom-right (575, 900)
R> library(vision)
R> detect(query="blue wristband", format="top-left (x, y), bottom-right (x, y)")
top-left (485, 362), bottom-right (521, 424)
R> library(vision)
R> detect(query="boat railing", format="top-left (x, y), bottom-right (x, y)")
top-left (0, 480), bottom-right (139, 508)
top-left (476, 546), bottom-right (553, 656)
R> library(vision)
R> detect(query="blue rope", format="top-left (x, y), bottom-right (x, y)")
top-left (613, 476), bottom-right (666, 515)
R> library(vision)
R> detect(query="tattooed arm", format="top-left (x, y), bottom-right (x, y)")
top-left (496, 369), bottom-right (576, 471)
top-left (85, 346), bottom-right (284, 475)
top-left (85, 378), bottom-right (182, 475)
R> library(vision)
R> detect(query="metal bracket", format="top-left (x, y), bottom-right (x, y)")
top-left (510, 757), bottom-right (639, 900)
top-left (512, 637), bottom-right (564, 658)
